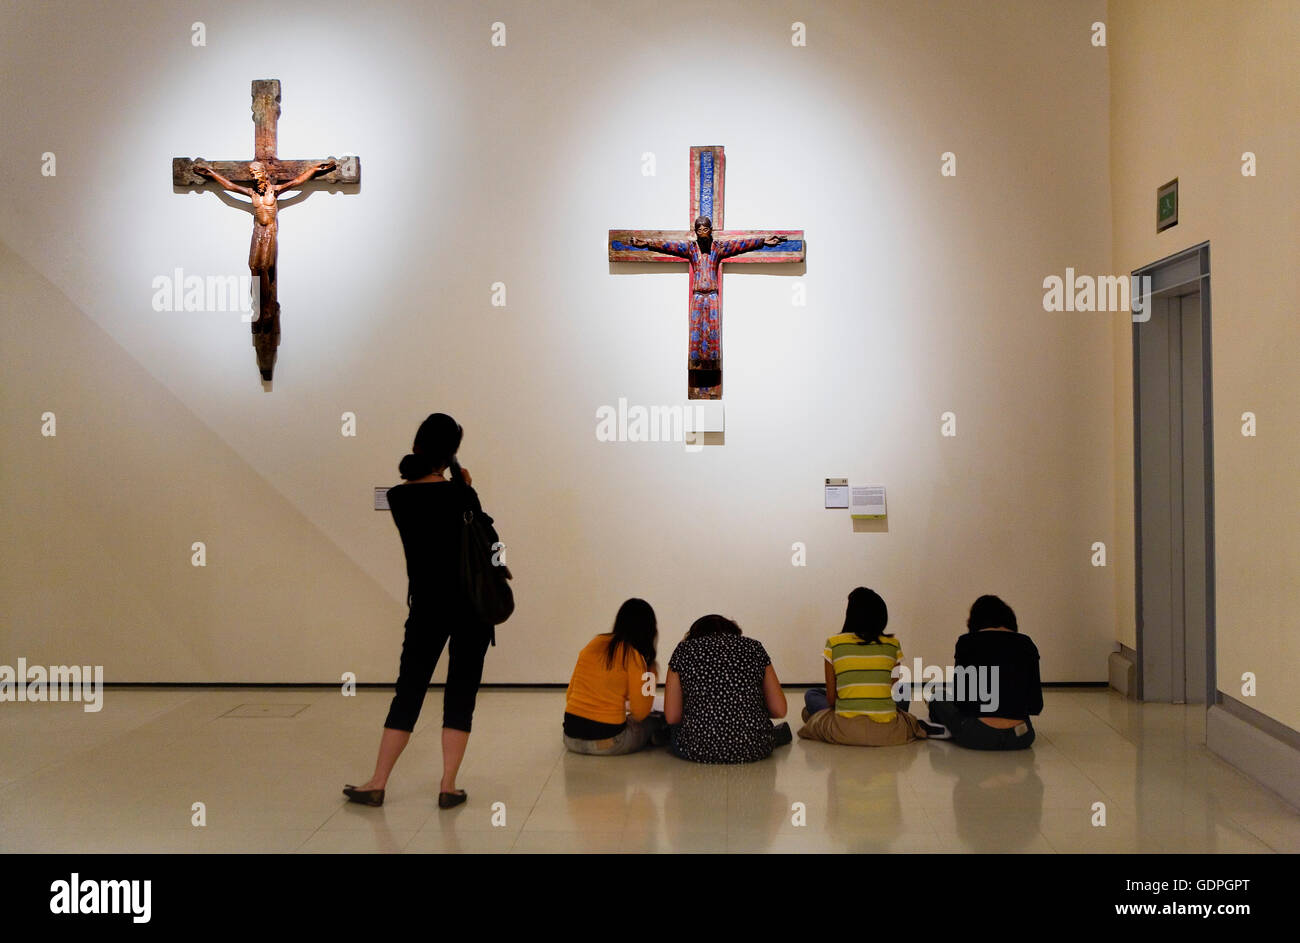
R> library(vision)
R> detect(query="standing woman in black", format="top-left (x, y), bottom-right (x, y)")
top-left (344, 413), bottom-right (493, 809)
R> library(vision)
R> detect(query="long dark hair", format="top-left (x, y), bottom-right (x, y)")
top-left (967, 595), bottom-right (1018, 633)
top-left (399, 413), bottom-right (462, 481)
top-left (844, 587), bottom-right (892, 645)
top-left (605, 598), bottom-right (657, 669)
top-left (684, 614), bottom-right (742, 640)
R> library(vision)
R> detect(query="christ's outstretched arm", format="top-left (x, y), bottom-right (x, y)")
top-left (275, 159), bottom-right (336, 193)
top-left (194, 163), bottom-right (252, 197)
top-left (718, 234), bottom-right (784, 259)
top-left (629, 235), bottom-right (691, 258)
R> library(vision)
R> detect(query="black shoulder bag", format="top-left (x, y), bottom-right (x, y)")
top-left (449, 459), bottom-right (514, 635)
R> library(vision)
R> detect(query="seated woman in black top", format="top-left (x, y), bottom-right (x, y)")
top-left (927, 595), bottom-right (1042, 750)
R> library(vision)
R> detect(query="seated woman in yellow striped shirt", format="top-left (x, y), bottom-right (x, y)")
top-left (798, 587), bottom-right (945, 746)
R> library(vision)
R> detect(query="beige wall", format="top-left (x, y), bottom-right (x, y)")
top-left (0, 0), bottom-right (1116, 683)
top-left (1108, 0), bottom-right (1300, 729)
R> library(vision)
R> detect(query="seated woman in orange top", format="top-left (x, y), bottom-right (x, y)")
top-left (563, 598), bottom-right (667, 755)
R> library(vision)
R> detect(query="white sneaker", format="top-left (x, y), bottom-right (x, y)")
top-left (919, 719), bottom-right (951, 740)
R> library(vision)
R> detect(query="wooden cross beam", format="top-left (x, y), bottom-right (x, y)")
top-left (609, 146), bottom-right (804, 400)
top-left (172, 79), bottom-right (360, 385)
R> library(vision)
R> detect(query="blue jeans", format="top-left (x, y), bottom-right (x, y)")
top-left (805, 687), bottom-right (909, 715)
top-left (928, 698), bottom-right (1035, 750)
top-left (563, 715), bottom-right (665, 756)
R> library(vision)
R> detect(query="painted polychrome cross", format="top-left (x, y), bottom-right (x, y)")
top-left (172, 79), bottom-right (360, 385)
top-left (609, 146), bottom-right (805, 400)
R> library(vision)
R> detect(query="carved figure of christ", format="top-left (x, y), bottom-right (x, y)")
top-left (172, 79), bottom-right (361, 384)
top-left (609, 146), bottom-right (805, 400)
top-left (631, 217), bottom-right (781, 399)
top-left (194, 159), bottom-right (334, 278)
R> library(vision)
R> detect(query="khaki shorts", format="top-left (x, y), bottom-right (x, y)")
top-left (797, 708), bottom-right (927, 746)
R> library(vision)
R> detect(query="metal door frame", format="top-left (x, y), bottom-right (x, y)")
top-left (1131, 241), bottom-right (1215, 705)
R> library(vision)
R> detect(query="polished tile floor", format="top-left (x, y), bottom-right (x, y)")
top-left (1, 687), bottom-right (1295, 853)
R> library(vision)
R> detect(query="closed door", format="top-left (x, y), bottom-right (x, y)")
top-left (1136, 289), bottom-right (1208, 704)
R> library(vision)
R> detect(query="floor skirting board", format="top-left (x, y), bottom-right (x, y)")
top-left (1207, 694), bottom-right (1300, 809)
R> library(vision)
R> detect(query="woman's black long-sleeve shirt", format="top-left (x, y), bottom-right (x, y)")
top-left (385, 481), bottom-right (474, 609)
top-left (952, 630), bottom-right (1044, 720)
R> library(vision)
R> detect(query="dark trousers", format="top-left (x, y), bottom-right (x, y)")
top-left (384, 603), bottom-right (492, 733)
top-left (928, 698), bottom-right (1035, 750)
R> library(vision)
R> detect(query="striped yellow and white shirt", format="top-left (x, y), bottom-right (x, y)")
top-left (824, 633), bottom-right (902, 722)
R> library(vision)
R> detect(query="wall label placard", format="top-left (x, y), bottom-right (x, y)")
top-left (850, 485), bottom-right (887, 519)
top-left (825, 478), bottom-right (849, 509)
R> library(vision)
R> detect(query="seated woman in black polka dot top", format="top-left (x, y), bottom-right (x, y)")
top-left (664, 615), bottom-right (793, 764)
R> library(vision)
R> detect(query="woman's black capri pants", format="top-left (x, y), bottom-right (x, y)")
top-left (384, 600), bottom-right (492, 733)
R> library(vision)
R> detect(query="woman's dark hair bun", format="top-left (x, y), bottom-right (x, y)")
top-left (398, 453), bottom-right (436, 481)
top-left (399, 413), bottom-right (462, 480)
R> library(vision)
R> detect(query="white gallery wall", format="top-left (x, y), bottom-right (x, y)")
top-left (1108, 0), bottom-right (1300, 731)
top-left (0, 0), bottom-right (1117, 683)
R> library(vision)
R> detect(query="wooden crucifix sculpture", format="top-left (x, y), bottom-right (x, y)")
top-left (609, 146), bottom-right (804, 399)
top-left (172, 80), bottom-right (360, 385)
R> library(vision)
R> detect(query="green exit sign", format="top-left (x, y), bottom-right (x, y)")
top-left (1157, 178), bottom-right (1178, 232)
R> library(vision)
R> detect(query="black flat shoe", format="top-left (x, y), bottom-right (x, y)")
top-left (343, 785), bottom-right (385, 807)
top-left (438, 789), bottom-right (467, 809)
